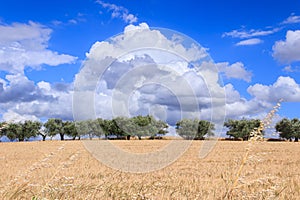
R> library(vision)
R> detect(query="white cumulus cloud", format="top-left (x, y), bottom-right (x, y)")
top-left (217, 62), bottom-right (252, 82)
top-left (0, 73), bottom-right (74, 122)
top-left (273, 30), bottom-right (300, 63)
top-left (3, 109), bottom-right (40, 123)
top-left (248, 76), bottom-right (300, 102)
top-left (0, 21), bottom-right (77, 73)
top-left (0, 21), bottom-right (77, 122)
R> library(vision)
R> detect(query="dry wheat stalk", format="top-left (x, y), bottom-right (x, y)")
top-left (224, 99), bottom-right (283, 199)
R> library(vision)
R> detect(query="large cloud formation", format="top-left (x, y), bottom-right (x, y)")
top-left (0, 21), bottom-right (76, 122)
top-left (74, 23), bottom-right (275, 127)
top-left (1, 22), bottom-right (299, 126)
top-left (74, 23), bottom-right (221, 124)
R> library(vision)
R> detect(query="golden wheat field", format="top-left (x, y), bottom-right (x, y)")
top-left (0, 140), bottom-right (299, 200)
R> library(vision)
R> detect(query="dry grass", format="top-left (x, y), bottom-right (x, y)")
top-left (0, 140), bottom-right (299, 199)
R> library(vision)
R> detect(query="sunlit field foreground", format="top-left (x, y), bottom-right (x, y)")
top-left (0, 140), bottom-right (299, 199)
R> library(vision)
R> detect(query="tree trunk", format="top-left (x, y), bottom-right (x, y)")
top-left (295, 137), bottom-right (299, 142)
top-left (138, 135), bottom-right (141, 140)
top-left (42, 135), bottom-right (46, 141)
top-left (60, 133), bottom-right (64, 140)
top-left (126, 135), bottom-right (130, 140)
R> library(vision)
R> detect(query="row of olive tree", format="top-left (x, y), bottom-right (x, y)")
top-left (0, 119), bottom-right (77, 141)
top-left (0, 115), bottom-right (169, 141)
top-left (224, 118), bottom-right (300, 142)
top-left (0, 120), bottom-right (42, 141)
top-left (2, 116), bottom-right (297, 142)
top-left (74, 115), bottom-right (169, 140)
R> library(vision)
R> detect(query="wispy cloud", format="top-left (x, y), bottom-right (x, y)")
top-left (281, 13), bottom-right (300, 24)
top-left (51, 13), bottom-right (86, 26)
top-left (96, 0), bottom-right (138, 24)
top-left (236, 38), bottom-right (263, 46)
top-left (283, 65), bottom-right (300, 73)
top-left (51, 20), bottom-right (63, 26)
top-left (223, 27), bottom-right (280, 39)
top-left (68, 19), bottom-right (78, 25)
top-left (224, 14), bottom-right (300, 40)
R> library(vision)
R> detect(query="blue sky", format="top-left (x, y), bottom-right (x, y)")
top-left (0, 0), bottom-right (299, 128)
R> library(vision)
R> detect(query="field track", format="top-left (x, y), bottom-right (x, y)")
top-left (0, 140), bottom-right (299, 199)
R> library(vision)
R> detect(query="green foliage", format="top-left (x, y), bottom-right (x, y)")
top-left (291, 118), bottom-right (300, 142)
top-left (0, 120), bottom-right (41, 141)
top-left (198, 120), bottom-right (215, 137)
top-left (44, 118), bottom-right (65, 140)
top-left (75, 120), bottom-right (89, 139)
top-left (21, 120), bottom-right (42, 141)
top-left (92, 115), bottom-right (169, 140)
top-left (131, 115), bottom-right (152, 139)
top-left (154, 119), bottom-right (169, 135)
top-left (63, 121), bottom-right (77, 139)
top-left (130, 115), bottom-right (168, 139)
top-left (276, 118), bottom-right (300, 142)
top-left (224, 119), bottom-right (261, 140)
top-left (6, 123), bottom-right (22, 141)
top-left (80, 119), bottom-right (107, 139)
top-left (176, 119), bottom-right (214, 140)
top-left (88, 119), bottom-right (105, 138)
top-left (275, 118), bottom-right (293, 140)
top-left (101, 119), bottom-right (115, 137)
top-left (112, 116), bottom-right (132, 137)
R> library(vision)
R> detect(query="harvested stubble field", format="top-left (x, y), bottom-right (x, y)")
top-left (0, 140), bottom-right (299, 199)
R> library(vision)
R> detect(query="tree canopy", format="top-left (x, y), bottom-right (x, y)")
top-left (224, 119), bottom-right (261, 140)
top-left (0, 120), bottom-right (41, 141)
top-left (44, 118), bottom-right (65, 140)
top-left (176, 119), bottom-right (214, 140)
top-left (275, 118), bottom-right (300, 142)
